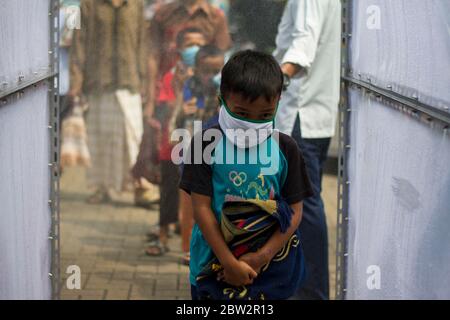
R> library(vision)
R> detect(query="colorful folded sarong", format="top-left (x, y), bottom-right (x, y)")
top-left (196, 197), bottom-right (306, 300)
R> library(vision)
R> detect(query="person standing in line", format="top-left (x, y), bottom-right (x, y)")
top-left (143, 0), bottom-right (231, 124)
top-left (69, 0), bottom-right (148, 203)
top-left (273, 0), bottom-right (341, 300)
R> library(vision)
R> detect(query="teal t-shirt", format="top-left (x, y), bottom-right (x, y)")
top-left (180, 126), bottom-right (312, 285)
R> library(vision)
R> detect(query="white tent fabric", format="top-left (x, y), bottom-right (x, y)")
top-left (0, 0), bottom-right (53, 300)
top-left (350, 0), bottom-right (450, 111)
top-left (0, 85), bottom-right (52, 300)
top-left (346, 88), bottom-right (450, 299)
top-left (345, 0), bottom-right (450, 299)
top-left (0, 0), bottom-right (50, 93)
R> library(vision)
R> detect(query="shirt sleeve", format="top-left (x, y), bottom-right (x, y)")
top-left (281, 0), bottom-right (327, 72)
top-left (148, 10), bottom-right (164, 61)
top-left (212, 8), bottom-right (232, 51)
top-left (179, 133), bottom-right (214, 197)
top-left (280, 134), bottom-right (314, 205)
top-left (137, 0), bottom-right (148, 90)
top-left (69, 0), bottom-right (91, 94)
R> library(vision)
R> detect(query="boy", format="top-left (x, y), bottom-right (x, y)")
top-left (145, 27), bottom-right (207, 256)
top-left (180, 50), bottom-right (313, 300)
top-left (175, 45), bottom-right (225, 265)
top-left (179, 45), bottom-right (225, 132)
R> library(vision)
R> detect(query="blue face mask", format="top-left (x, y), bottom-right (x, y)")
top-left (180, 45), bottom-right (200, 67)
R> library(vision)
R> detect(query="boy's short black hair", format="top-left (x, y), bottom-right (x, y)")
top-left (195, 45), bottom-right (224, 65)
top-left (176, 27), bottom-right (204, 48)
top-left (220, 50), bottom-right (284, 103)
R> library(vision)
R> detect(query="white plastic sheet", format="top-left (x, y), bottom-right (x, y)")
top-left (350, 0), bottom-right (450, 112)
top-left (0, 0), bottom-right (53, 299)
top-left (0, 0), bottom-right (51, 94)
top-left (0, 84), bottom-right (52, 300)
top-left (346, 88), bottom-right (450, 299)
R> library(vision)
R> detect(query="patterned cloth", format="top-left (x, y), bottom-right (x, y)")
top-left (85, 92), bottom-right (134, 191)
top-left (195, 198), bottom-right (306, 300)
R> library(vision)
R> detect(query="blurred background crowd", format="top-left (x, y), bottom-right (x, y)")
top-left (60, 0), bottom-right (289, 263)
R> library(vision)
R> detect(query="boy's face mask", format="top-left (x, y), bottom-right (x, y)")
top-left (218, 96), bottom-right (278, 149)
top-left (180, 45), bottom-right (200, 67)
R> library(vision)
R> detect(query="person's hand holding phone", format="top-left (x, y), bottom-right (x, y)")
top-left (183, 97), bottom-right (198, 116)
top-left (173, 61), bottom-right (194, 91)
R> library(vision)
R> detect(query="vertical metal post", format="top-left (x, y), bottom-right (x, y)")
top-left (335, 0), bottom-right (352, 300)
top-left (48, 0), bottom-right (60, 300)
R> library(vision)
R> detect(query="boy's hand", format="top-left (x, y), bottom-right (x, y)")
top-left (238, 251), bottom-right (270, 274)
top-left (219, 260), bottom-right (258, 287)
top-left (183, 97), bottom-right (198, 115)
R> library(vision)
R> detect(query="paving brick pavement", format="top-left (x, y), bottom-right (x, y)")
top-left (59, 166), bottom-right (337, 300)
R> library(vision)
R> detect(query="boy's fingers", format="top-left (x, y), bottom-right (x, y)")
top-left (242, 262), bottom-right (258, 278)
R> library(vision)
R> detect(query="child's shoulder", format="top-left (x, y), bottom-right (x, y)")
top-left (186, 125), bottom-right (223, 161)
top-left (274, 131), bottom-right (301, 155)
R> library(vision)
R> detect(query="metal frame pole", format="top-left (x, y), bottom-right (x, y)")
top-left (336, 0), bottom-right (352, 300)
top-left (48, 0), bottom-right (60, 300)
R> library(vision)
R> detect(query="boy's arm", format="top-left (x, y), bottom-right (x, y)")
top-left (239, 202), bottom-right (303, 273)
top-left (191, 192), bottom-right (257, 286)
top-left (242, 133), bottom-right (312, 270)
top-left (191, 193), bottom-right (236, 268)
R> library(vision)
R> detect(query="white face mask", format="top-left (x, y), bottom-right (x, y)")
top-left (218, 97), bottom-right (277, 149)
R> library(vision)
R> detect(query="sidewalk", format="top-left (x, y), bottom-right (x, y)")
top-left (60, 166), bottom-right (337, 300)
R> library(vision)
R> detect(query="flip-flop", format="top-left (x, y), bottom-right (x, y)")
top-left (145, 232), bottom-right (159, 242)
top-left (145, 240), bottom-right (170, 257)
top-left (146, 230), bottom-right (173, 242)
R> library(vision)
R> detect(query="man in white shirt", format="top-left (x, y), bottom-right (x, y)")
top-left (274, 0), bottom-right (341, 300)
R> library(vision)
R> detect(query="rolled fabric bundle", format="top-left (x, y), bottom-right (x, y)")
top-left (196, 197), bottom-right (306, 300)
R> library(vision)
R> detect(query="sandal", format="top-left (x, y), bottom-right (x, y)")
top-left (145, 231), bottom-right (159, 242)
top-left (145, 240), bottom-right (170, 257)
top-left (146, 230), bottom-right (173, 242)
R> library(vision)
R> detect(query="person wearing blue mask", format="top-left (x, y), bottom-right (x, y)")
top-left (180, 45), bottom-right (225, 132)
top-left (180, 50), bottom-right (314, 300)
top-left (144, 27), bottom-right (207, 257)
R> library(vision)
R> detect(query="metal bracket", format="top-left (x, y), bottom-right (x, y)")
top-left (0, 72), bottom-right (57, 100)
top-left (342, 76), bottom-right (450, 125)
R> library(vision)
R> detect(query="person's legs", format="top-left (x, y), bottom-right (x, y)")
top-left (291, 116), bottom-right (331, 300)
top-left (86, 93), bottom-right (127, 202)
top-left (191, 285), bottom-right (200, 300)
top-left (146, 160), bottom-right (180, 255)
top-left (180, 189), bottom-right (194, 264)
